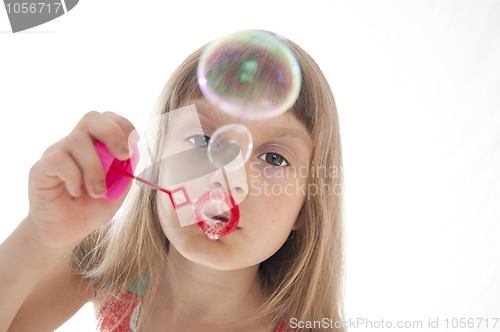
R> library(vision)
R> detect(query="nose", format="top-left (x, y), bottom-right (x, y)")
top-left (208, 166), bottom-right (248, 205)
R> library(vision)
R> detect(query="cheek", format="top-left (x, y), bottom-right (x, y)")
top-left (244, 194), bottom-right (302, 238)
top-left (233, 197), bottom-right (299, 266)
top-left (246, 165), bottom-right (308, 215)
top-left (156, 194), bottom-right (208, 258)
top-left (156, 193), bottom-right (182, 238)
top-left (239, 172), bottom-right (307, 247)
top-left (243, 166), bottom-right (307, 237)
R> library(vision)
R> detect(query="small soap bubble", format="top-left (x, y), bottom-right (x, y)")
top-left (208, 124), bottom-right (253, 170)
top-left (198, 30), bottom-right (301, 120)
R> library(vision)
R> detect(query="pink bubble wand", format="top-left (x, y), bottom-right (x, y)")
top-left (95, 141), bottom-right (239, 239)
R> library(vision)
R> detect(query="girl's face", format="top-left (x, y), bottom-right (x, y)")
top-left (156, 99), bottom-right (312, 271)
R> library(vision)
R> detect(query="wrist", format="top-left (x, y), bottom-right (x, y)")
top-left (14, 217), bottom-right (73, 263)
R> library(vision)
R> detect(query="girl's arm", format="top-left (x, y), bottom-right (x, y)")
top-left (0, 111), bottom-right (136, 331)
top-left (2, 221), bottom-right (94, 331)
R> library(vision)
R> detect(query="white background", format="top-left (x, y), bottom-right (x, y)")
top-left (1, 1), bottom-right (499, 331)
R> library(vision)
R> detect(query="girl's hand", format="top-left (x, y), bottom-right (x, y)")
top-left (26, 111), bottom-right (138, 254)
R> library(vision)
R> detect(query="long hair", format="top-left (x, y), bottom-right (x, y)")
top-left (73, 30), bottom-right (345, 332)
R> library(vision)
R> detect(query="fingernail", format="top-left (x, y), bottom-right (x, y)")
top-left (128, 130), bottom-right (140, 145)
top-left (119, 142), bottom-right (129, 154)
top-left (73, 186), bottom-right (82, 197)
top-left (95, 181), bottom-right (107, 195)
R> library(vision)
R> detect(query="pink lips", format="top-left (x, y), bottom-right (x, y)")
top-left (194, 190), bottom-right (240, 240)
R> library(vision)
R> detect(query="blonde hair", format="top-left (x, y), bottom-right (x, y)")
top-left (73, 31), bottom-right (345, 332)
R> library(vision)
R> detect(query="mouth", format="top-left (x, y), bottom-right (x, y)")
top-left (194, 190), bottom-right (240, 240)
top-left (204, 209), bottom-right (231, 225)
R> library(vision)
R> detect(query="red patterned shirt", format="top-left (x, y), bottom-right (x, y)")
top-left (97, 292), bottom-right (293, 331)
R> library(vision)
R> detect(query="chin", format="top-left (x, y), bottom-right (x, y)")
top-left (167, 228), bottom-right (258, 271)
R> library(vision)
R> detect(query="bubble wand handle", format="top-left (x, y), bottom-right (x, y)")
top-left (94, 141), bottom-right (174, 204)
top-left (108, 165), bottom-right (173, 203)
top-left (96, 141), bottom-right (239, 239)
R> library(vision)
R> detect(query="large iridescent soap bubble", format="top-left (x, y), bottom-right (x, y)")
top-left (197, 30), bottom-right (302, 120)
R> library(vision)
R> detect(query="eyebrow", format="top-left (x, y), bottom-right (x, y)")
top-left (193, 101), bottom-right (312, 150)
top-left (193, 102), bottom-right (226, 124)
top-left (260, 126), bottom-right (312, 150)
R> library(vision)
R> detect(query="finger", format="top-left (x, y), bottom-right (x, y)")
top-left (34, 149), bottom-right (83, 197)
top-left (74, 111), bottom-right (131, 160)
top-left (62, 131), bottom-right (107, 198)
top-left (102, 111), bottom-right (137, 139)
top-left (102, 111), bottom-right (141, 157)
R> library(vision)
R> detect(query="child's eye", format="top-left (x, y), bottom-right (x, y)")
top-left (258, 152), bottom-right (289, 167)
top-left (187, 134), bottom-right (210, 148)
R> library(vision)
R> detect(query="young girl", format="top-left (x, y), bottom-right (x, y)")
top-left (0, 30), bottom-right (345, 332)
